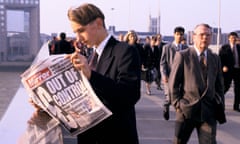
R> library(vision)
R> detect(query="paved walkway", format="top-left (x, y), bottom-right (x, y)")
top-left (137, 82), bottom-right (240, 144)
top-left (0, 71), bottom-right (239, 144)
top-left (0, 71), bottom-right (22, 120)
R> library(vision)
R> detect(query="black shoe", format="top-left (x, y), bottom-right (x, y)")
top-left (163, 106), bottom-right (169, 120)
top-left (146, 90), bottom-right (151, 95)
top-left (233, 108), bottom-right (240, 112)
top-left (157, 86), bottom-right (163, 90)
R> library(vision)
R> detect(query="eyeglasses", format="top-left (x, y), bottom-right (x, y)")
top-left (194, 33), bottom-right (211, 37)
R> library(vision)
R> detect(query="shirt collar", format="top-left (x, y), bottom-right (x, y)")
top-left (174, 42), bottom-right (180, 47)
top-left (93, 34), bottom-right (111, 58)
top-left (194, 46), bottom-right (207, 58)
top-left (194, 46), bottom-right (207, 57)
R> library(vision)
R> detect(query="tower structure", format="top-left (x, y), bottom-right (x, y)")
top-left (148, 0), bottom-right (161, 34)
top-left (148, 15), bottom-right (161, 34)
top-left (0, 0), bottom-right (40, 61)
top-left (157, 0), bottom-right (161, 34)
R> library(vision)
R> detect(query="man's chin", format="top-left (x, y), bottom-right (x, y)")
top-left (86, 44), bottom-right (93, 48)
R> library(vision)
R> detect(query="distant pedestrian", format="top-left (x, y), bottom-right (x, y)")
top-left (54, 32), bottom-right (75, 54)
top-left (142, 36), bottom-right (159, 95)
top-left (160, 26), bottom-right (188, 120)
top-left (219, 32), bottom-right (240, 112)
top-left (124, 30), bottom-right (144, 65)
top-left (155, 34), bottom-right (167, 90)
top-left (118, 33), bottom-right (124, 41)
top-left (48, 36), bottom-right (58, 55)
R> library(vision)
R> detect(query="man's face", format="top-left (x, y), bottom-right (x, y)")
top-left (70, 20), bottom-right (98, 48)
top-left (193, 25), bottom-right (212, 51)
top-left (155, 35), bottom-right (162, 45)
top-left (128, 33), bottom-right (137, 44)
top-left (157, 35), bottom-right (162, 42)
top-left (174, 32), bottom-right (184, 44)
top-left (228, 35), bottom-right (237, 45)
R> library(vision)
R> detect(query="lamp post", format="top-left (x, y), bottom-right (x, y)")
top-left (128, 0), bottom-right (131, 30)
top-left (217, 0), bottom-right (221, 52)
top-left (157, 0), bottom-right (161, 34)
top-left (110, 7), bottom-right (115, 27)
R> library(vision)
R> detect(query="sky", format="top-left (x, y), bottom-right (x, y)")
top-left (40, 0), bottom-right (240, 36)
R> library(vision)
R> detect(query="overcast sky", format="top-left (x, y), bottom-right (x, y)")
top-left (39, 0), bottom-right (240, 36)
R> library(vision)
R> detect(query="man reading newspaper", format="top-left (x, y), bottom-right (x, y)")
top-left (21, 55), bottom-right (112, 139)
top-left (26, 3), bottom-right (141, 144)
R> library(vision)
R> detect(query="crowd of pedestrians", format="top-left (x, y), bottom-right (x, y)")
top-left (48, 32), bottom-right (75, 55)
top-left (30, 3), bottom-right (240, 144)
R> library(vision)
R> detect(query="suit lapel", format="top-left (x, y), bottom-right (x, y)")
top-left (96, 37), bottom-right (115, 75)
top-left (190, 48), bottom-right (204, 83)
top-left (206, 49), bottom-right (217, 89)
top-left (201, 49), bottom-right (218, 97)
top-left (237, 44), bottom-right (240, 65)
top-left (189, 48), bottom-right (206, 95)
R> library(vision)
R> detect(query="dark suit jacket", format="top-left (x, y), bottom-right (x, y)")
top-left (156, 41), bottom-right (167, 66)
top-left (219, 43), bottom-right (240, 73)
top-left (54, 39), bottom-right (74, 54)
top-left (142, 44), bottom-right (159, 69)
top-left (169, 47), bottom-right (226, 124)
top-left (79, 36), bottom-right (141, 144)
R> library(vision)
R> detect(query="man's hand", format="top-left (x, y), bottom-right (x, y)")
top-left (28, 98), bottom-right (52, 128)
top-left (222, 66), bottom-right (228, 72)
top-left (162, 76), bottom-right (168, 83)
top-left (65, 52), bottom-right (92, 79)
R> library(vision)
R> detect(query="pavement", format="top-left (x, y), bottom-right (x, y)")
top-left (0, 71), bottom-right (240, 144)
top-left (0, 71), bottom-right (23, 119)
top-left (137, 82), bottom-right (240, 144)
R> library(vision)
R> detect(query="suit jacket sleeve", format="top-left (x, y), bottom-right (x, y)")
top-left (168, 52), bottom-right (184, 109)
top-left (89, 42), bottom-right (141, 111)
top-left (214, 54), bottom-right (225, 106)
top-left (160, 44), bottom-right (169, 77)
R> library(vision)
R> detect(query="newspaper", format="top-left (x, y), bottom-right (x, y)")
top-left (21, 54), bottom-right (112, 139)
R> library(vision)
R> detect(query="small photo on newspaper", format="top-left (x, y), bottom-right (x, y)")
top-left (21, 54), bottom-right (112, 136)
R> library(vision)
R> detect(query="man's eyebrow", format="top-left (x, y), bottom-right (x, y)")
top-left (75, 27), bottom-right (85, 33)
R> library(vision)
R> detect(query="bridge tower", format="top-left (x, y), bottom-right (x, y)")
top-left (0, 0), bottom-right (40, 61)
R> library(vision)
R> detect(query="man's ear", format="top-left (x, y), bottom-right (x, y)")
top-left (95, 18), bottom-right (103, 27)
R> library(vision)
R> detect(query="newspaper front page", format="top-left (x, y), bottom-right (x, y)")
top-left (21, 54), bottom-right (112, 141)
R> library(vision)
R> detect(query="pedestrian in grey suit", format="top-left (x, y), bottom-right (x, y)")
top-left (160, 26), bottom-right (188, 120)
top-left (168, 23), bottom-right (226, 144)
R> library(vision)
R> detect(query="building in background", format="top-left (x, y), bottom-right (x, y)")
top-left (148, 14), bottom-right (161, 34)
top-left (0, 0), bottom-right (40, 62)
top-left (0, 0), bottom-right (237, 63)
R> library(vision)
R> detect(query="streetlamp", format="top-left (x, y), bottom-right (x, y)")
top-left (110, 7), bottom-right (115, 27)
top-left (217, 0), bottom-right (221, 52)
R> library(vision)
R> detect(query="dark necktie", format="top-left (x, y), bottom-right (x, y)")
top-left (200, 52), bottom-right (207, 83)
top-left (178, 44), bottom-right (181, 51)
top-left (232, 46), bottom-right (239, 67)
top-left (89, 50), bottom-right (98, 71)
top-left (232, 46), bottom-right (235, 60)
